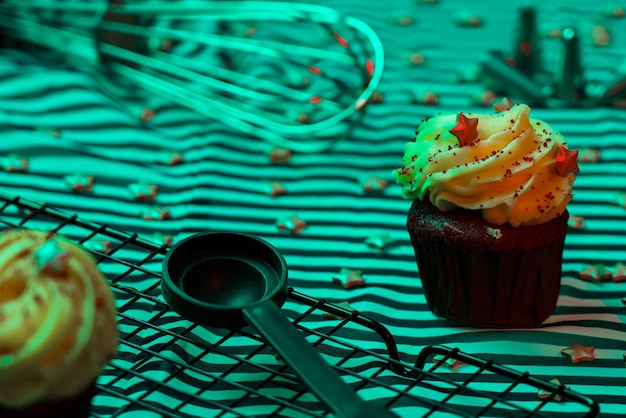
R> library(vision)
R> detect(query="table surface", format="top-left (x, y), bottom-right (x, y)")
top-left (0, 0), bottom-right (625, 417)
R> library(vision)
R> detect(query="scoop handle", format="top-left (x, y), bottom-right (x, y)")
top-left (242, 300), bottom-right (397, 418)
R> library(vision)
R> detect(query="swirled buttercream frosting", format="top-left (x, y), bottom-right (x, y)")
top-left (0, 229), bottom-right (118, 409)
top-left (392, 104), bottom-right (579, 227)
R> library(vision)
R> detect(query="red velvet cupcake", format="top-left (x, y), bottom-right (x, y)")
top-left (393, 102), bottom-right (579, 328)
top-left (0, 230), bottom-right (118, 416)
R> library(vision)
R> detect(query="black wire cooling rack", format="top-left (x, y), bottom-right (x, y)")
top-left (0, 193), bottom-right (600, 418)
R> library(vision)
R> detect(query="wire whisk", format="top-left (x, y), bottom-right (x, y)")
top-left (0, 0), bottom-right (384, 152)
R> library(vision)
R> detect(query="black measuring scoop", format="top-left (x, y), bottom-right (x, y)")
top-left (161, 232), bottom-right (397, 418)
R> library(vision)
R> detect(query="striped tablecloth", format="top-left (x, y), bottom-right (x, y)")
top-left (1, 0), bottom-right (625, 417)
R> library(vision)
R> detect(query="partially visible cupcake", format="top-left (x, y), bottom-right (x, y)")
top-left (0, 229), bottom-right (118, 417)
top-left (393, 102), bottom-right (579, 328)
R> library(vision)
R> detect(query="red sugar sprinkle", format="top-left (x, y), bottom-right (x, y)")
top-left (366, 58), bottom-right (374, 77)
top-left (307, 66), bottom-right (321, 75)
top-left (309, 96), bottom-right (323, 104)
top-left (333, 32), bottom-right (349, 48)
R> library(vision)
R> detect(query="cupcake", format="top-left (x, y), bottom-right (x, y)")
top-left (0, 229), bottom-right (118, 417)
top-left (392, 102), bottom-right (579, 328)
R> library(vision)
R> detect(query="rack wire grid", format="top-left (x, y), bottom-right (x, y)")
top-left (0, 193), bottom-right (600, 418)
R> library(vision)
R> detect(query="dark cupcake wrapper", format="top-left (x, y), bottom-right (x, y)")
top-left (409, 230), bottom-right (566, 328)
top-left (0, 381), bottom-right (95, 418)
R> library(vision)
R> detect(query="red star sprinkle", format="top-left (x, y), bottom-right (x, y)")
top-left (150, 232), bottom-right (173, 246)
top-left (276, 215), bottom-right (306, 234)
top-left (477, 90), bottom-right (497, 106)
top-left (332, 268), bottom-right (366, 289)
top-left (613, 263), bottom-right (626, 282)
top-left (450, 113), bottom-right (479, 146)
top-left (65, 174), bottom-right (94, 192)
top-left (269, 148), bottom-right (292, 164)
top-left (433, 355), bottom-right (466, 371)
top-left (579, 264), bottom-right (612, 282)
top-left (538, 379), bottom-right (570, 402)
top-left (493, 97), bottom-right (514, 112)
top-left (561, 343), bottom-right (596, 363)
top-left (265, 181), bottom-right (286, 198)
top-left (365, 233), bottom-right (396, 250)
top-left (140, 108), bottom-right (156, 122)
top-left (3, 154), bottom-right (28, 172)
top-left (554, 146), bottom-right (580, 177)
top-left (83, 239), bottom-right (112, 254)
top-left (322, 301), bottom-right (356, 319)
top-left (141, 206), bottom-right (171, 221)
top-left (129, 182), bottom-right (159, 200)
top-left (159, 150), bottom-right (184, 165)
top-left (567, 215), bottom-right (585, 230)
top-left (363, 177), bottom-right (389, 193)
top-left (35, 239), bottom-right (69, 277)
top-left (579, 148), bottom-right (600, 163)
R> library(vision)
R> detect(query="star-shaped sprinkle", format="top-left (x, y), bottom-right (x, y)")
top-left (579, 264), bottom-right (612, 282)
top-left (363, 177), bottom-right (389, 193)
top-left (612, 192), bottom-right (626, 208)
top-left (578, 148), bottom-right (600, 163)
top-left (450, 113), bottom-right (479, 147)
top-left (2, 154), bottom-right (28, 172)
top-left (82, 239), bottom-right (112, 254)
top-left (140, 108), bottom-right (156, 122)
top-left (141, 206), bottom-right (171, 221)
top-left (159, 150), bottom-right (184, 166)
top-left (613, 263), bottom-right (626, 282)
top-left (269, 148), bottom-right (292, 164)
top-left (35, 238), bottom-right (69, 277)
top-left (493, 97), bottom-right (514, 112)
top-left (554, 146), bottom-right (580, 177)
top-left (538, 379), bottom-right (570, 402)
top-left (433, 355), bottom-right (466, 371)
top-left (561, 343), bottom-right (595, 363)
top-left (129, 182), bottom-right (159, 200)
top-left (475, 90), bottom-right (497, 106)
top-left (365, 233), bottom-right (396, 250)
top-left (322, 301), bottom-right (356, 319)
top-left (150, 232), bottom-right (173, 246)
top-left (332, 268), bottom-right (365, 289)
top-left (265, 181), bottom-right (286, 198)
top-left (567, 214), bottom-right (585, 230)
top-left (276, 215), bottom-right (306, 234)
top-left (65, 174), bottom-right (94, 192)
